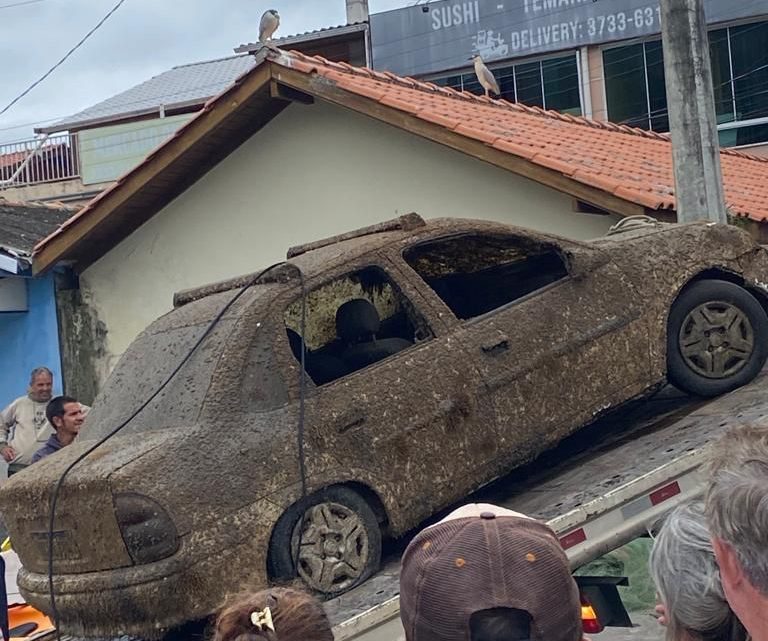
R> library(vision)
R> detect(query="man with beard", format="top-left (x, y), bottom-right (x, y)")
top-left (31, 396), bottom-right (86, 464)
top-left (0, 367), bottom-right (55, 475)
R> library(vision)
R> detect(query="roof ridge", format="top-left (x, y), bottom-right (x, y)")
top-left (277, 50), bottom-right (768, 157)
top-left (171, 53), bottom-right (250, 71)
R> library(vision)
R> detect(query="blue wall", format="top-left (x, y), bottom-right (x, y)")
top-left (0, 275), bottom-right (62, 406)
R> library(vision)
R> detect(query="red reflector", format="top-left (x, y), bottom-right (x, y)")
top-left (581, 603), bottom-right (604, 634)
top-left (650, 481), bottom-right (681, 506)
top-left (560, 528), bottom-right (587, 550)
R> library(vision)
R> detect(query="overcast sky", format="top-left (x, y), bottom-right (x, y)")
top-left (0, 0), bottom-right (409, 144)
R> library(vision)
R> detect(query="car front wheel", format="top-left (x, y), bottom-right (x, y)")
top-left (268, 486), bottom-right (382, 597)
top-left (667, 279), bottom-right (768, 397)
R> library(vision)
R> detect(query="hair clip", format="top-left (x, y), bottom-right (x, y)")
top-left (251, 607), bottom-right (275, 632)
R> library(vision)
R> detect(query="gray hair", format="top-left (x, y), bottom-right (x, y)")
top-left (29, 367), bottom-right (53, 384)
top-left (650, 500), bottom-right (746, 641)
top-left (705, 424), bottom-right (768, 596)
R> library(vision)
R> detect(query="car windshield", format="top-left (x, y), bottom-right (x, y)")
top-left (81, 286), bottom-right (271, 439)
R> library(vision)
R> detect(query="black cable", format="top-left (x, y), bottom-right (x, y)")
top-left (0, 0), bottom-right (128, 118)
top-left (47, 260), bottom-right (292, 641)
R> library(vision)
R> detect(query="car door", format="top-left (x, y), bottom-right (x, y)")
top-left (280, 258), bottom-right (497, 532)
top-left (396, 231), bottom-right (651, 473)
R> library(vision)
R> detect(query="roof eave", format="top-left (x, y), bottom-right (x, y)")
top-left (234, 23), bottom-right (368, 54)
top-left (32, 61), bottom-right (277, 275)
top-left (35, 97), bottom-right (213, 134)
top-left (271, 65), bottom-right (649, 220)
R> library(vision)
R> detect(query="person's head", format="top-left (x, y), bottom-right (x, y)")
top-left (213, 587), bottom-right (333, 641)
top-left (28, 367), bottom-right (53, 402)
top-left (705, 424), bottom-right (768, 630)
top-left (399, 503), bottom-right (582, 641)
top-left (45, 396), bottom-right (84, 438)
top-left (650, 499), bottom-right (746, 641)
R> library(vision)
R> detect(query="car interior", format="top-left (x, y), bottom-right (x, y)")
top-left (403, 234), bottom-right (569, 320)
top-left (284, 266), bottom-right (432, 385)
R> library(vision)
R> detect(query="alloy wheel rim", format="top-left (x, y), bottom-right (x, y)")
top-left (291, 501), bottom-right (369, 594)
top-left (678, 300), bottom-right (754, 379)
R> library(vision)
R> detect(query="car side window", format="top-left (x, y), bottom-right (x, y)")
top-left (283, 265), bottom-right (434, 386)
top-left (403, 234), bottom-right (569, 320)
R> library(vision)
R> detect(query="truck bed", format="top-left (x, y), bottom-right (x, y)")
top-left (326, 369), bottom-right (768, 637)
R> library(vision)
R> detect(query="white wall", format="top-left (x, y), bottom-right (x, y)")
top-left (80, 100), bottom-right (618, 378)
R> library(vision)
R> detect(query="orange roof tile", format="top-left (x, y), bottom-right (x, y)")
top-left (32, 49), bottom-right (768, 273)
top-left (274, 50), bottom-right (768, 223)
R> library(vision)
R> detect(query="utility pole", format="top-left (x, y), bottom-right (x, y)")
top-left (660, 0), bottom-right (728, 224)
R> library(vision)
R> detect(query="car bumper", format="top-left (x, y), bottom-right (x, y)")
top-left (18, 502), bottom-right (278, 637)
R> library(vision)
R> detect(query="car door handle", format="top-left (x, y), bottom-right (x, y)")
top-left (481, 336), bottom-right (510, 356)
top-left (337, 411), bottom-right (366, 434)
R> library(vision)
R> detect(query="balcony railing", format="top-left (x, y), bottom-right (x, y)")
top-left (0, 133), bottom-right (79, 189)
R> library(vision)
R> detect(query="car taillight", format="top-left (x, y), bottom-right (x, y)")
top-left (581, 599), bottom-right (604, 634)
top-left (113, 493), bottom-right (179, 564)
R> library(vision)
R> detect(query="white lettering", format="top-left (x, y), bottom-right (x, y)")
top-left (431, 8), bottom-right (440, 30)
top-left (430, 2), bottom-right (481, 30)
top-left (463, 2), bottom-right (474, 23)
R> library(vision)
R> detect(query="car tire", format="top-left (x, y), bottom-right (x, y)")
top-left (267, 486), bottom-right (382, 597)
top-left (667, 279), bottom-right (768, 397)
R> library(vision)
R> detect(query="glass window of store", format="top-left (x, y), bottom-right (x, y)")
top-left (432, 53), bottom-right (582, 115)
top-left (603, 20), bottom-right (768, 146)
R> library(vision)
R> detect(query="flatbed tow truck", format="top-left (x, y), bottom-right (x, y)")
top-left (325, 368), bottom-right (768, 641)
top-left (12, 369), bottom-right (768, 641)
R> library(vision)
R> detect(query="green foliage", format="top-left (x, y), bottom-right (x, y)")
top-left (575, 538), bottom-right (657, 614)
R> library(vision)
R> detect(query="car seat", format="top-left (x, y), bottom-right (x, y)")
top-left (285, 328), bottom-right (348, 385)
top-left (335, 299), bottom-right (412, 371)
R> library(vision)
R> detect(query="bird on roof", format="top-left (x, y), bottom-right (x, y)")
top-left (259, 9), bottom-right (280, 45)
top-left (472, 55), bottom-right (500, 97)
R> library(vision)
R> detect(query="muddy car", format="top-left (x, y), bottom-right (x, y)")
top-left (3, 214), bottom-right (768, 636)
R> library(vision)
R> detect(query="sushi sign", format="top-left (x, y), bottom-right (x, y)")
top-left (370, 0), bottom-right (768, 77)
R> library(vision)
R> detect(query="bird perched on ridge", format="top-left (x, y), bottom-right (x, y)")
top-left (259, 9), bottom-right (280, 45)
top-left (472, 54), bottom-right (500, 97)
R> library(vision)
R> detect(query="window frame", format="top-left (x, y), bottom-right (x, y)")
top-left (427, 50), bottom-right (583, 115)
top-left (602, 18), bottom-right (768, 147)
top-left (280, 262), bottom-right (434, 389)
top-left (400, 232), bottom-right (574, 326)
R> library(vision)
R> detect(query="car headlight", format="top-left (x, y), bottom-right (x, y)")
top-left (113, 493), bottom-right (179, 564)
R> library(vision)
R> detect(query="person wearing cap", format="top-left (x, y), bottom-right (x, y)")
top-left (400, 503), bottom-right (584, 641)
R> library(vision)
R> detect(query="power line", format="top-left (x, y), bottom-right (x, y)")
top-left (0, 0), bottom-right (129, 118)
top-left (0, 0), bottom-right (55, 9)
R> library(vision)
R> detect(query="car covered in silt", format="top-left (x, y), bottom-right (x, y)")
top-left (3, 213), bottom-right (768, 636)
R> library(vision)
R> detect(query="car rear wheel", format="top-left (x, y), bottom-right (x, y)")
top-left (667, 279), bottom-right (768, 397)
top-left (268, 486), bottom-right (382, 597)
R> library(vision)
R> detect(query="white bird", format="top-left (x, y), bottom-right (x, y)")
top-left (259, 9), bottom-right (280, 45)
top-left (472, 55), bottom-right (500, 97)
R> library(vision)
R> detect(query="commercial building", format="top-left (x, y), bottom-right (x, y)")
top-left (370, 0), bottom-right (768, 152)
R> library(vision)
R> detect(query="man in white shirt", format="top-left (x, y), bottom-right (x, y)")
top-left (0, 367), bottom-right (55, 475)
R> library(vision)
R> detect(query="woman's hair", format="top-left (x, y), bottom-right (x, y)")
top-left (650, 500), bottom-right (747, 641)
top-left (213, 587), bottom-right (333, 641)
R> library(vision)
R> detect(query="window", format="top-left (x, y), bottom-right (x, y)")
top-left (403, 235), bottom-right (568, 320)
top-left (603, 20), bottom-right (768, 146)
top-left (432, 53), bottom-right (582, 115)
top-left (283, 266), bottom-right (431, 385)
top-left (603, 41), bottom-right (668, 132)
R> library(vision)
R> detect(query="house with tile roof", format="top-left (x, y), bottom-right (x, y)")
top-left (0, 1), bottom-right (372, 208)
top-left (0, 199), bottom-right (81, 403)
top-left (28, 48), bottom-right (768, 393)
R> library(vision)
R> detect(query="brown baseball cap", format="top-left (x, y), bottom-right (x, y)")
top-left (399, 503), bottom-right (582, 641)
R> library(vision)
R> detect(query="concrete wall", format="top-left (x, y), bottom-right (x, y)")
top-left (0, 275), bottom-right (62, 404)
top-left (0, 178), bottom-right (112, 207)
top-left (79, 100), bottom-right (618, 382)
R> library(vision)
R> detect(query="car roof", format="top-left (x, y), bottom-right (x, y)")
top-left (173, 215), bottom-right (585, 308)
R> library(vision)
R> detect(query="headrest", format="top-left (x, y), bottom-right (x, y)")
top-left (336, 298), bottom-right (380, 342)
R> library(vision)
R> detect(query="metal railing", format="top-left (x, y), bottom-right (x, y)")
top-left (0, 133), bottom-right (79, 189)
